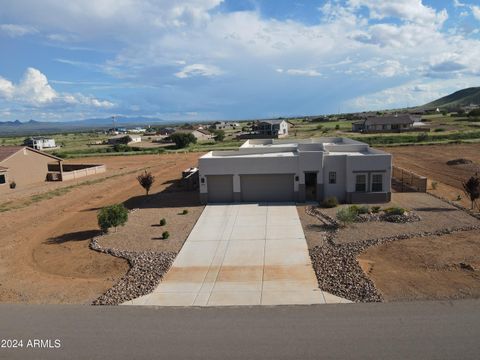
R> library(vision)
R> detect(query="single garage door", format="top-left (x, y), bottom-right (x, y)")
top-left (240, 174), bottom-right (294, 202)
top-left (207, 175), bottom-right (234, 203)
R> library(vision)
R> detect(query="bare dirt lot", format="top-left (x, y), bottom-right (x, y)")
top-left (383, 143), bottom-right (480, 208)
top-left (0, 152), bottom-right (201, 304)
top-left (358, 230), bottom-right (480, 301)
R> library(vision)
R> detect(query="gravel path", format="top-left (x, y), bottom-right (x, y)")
top-left (90, 238), bottom-right (176, 305)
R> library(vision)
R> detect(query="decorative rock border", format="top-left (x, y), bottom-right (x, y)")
top-left (307, 204), bottom-right (480, 302)
top-left (90, 237), bottom-right (176, 305)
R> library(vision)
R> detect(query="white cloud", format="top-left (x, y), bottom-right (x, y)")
top-left (472, 6), bottom-right (480, 21)
top-left (0, 23), bottom-right (37, 37)
top-left (174, 63), bottom-right (223, 79)
top-left (276, 68), bottom-right (322, 77)
top-left (0, 68), bottom-right (114, 109)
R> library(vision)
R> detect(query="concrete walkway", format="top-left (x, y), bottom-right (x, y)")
top-left (126, 203), bottom-right (350, 306)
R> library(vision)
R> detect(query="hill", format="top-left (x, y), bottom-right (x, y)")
top-left (420, 87), bottom-right (480, 110)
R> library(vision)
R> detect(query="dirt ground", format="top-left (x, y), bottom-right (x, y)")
top-left (0, 152), bottom-right (202, 304)
top-left (321, 193), bottom-right (479, 245)
top-left (383, 143), bottom-right (480, 209)
top-left (98, 192), bottom-right (204, 252)
top-left (358, 230), bottom-right (480, 301)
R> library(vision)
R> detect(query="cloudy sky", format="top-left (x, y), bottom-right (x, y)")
top-left (0, 0), bottom-right (480, 122)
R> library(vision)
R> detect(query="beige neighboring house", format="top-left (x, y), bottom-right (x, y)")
top-left (0, 146), bottom-right (63, 193)
top-left (176, 129), bottom-right (214, 141)
top-left (107, 134), bottom-right (142, 145)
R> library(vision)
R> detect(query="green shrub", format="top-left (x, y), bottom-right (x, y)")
top-left (336, 207), bottom-right (357, 226)
top-left (434, 128), bottom-right (445, 132)
top-left (384, 207), bottom-right (405, 216)
top-left (321, 196), bottom-right (338, 208)
top-left (169, 133), bottom-right (197, 148)
top-left (431, 181), bottom-right (438, 190)
top-left (162, 231), bottom-right (170, 239)
top-left (335, 124), bottom-right (340, 130)
top-left (348, 205), bottom-right (359, 214)
top-left (371, 206), bottom-right (381, 213)
top-left (97, 204), bottom-right (128, 233)
top-left (180, 209), bottom-right (189, 215)
top-left (159, 218), bottom-right (166, 226)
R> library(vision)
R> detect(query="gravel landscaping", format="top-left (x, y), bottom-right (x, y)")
top-left (90, 237), bottom-right (176, 305)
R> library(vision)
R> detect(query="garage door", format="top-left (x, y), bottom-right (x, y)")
top-left (240, 174), bottom-right (294, 202)
top-left (207, 175), bottom-right (234, 203)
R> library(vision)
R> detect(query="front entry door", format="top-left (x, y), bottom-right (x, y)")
top-left (305, 172), bottom-right (317, 201)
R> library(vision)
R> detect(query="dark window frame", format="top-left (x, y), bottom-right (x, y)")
top-left (355, 174), bottom-right (366, 192)
top-left (371, 174), bottom-right (383, 192)
top-left (328, 171), bottom-right (336, 184)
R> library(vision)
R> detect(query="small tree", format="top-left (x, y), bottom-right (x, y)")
top-left (169, 133), bottom-right (197, 148)
top-left (462, 174), bottom-right (480, 210)
top-left (212, 130), bottom-right (225, 142)
top-left (98, 204), bottom-right (128, 233)
top-left (137, 170), bottom-right (155, 195)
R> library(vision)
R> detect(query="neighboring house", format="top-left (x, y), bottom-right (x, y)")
top-left (128, 127), bottom-right (146, 133)
top-left (199, 138), bottom-right (392, 204)
top-left (352, 115), bottom-right (416, 133)
top-left (213, 121), bottom-right (240, 130)
top-left (0, 146), bottom-right (63, 193)
top-left (23, 137), bottom-right (56, 150)
top-left (252, 119), bottom-right (289, 138)
top-left (157, 127), bottom-right (176, 136)
top-left (175, 129), bottom-right (214, 141)
top-left (107, 134), bottom-right (142, 145)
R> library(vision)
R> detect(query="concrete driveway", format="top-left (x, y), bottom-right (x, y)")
top-left (126, 203), bottom-right (349, 306)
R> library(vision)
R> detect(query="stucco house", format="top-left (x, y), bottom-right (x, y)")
top-left (0, 146), bottom-right (63, 193)
top-left (107, 134), bottom-right (142, 145)
top-left (198, 138), bottom-right (391, 204)
top-left (175, 129), bottom-right (214, 141)
top-left (23, 137), bottom-right (56, 150)
top-left (213, 121), bottom-right (240, 130)
top-left (352, 115), bottom-right (416, 133)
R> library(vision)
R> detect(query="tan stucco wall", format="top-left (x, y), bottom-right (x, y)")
top-left (0, 148), bottom-right (58, 191)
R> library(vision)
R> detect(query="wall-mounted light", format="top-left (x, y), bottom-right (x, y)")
top-left (295, 175), bottom-right (299, 181)
top-left (201, 177), bottom-right (205, 184)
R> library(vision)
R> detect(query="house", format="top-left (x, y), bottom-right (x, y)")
top-left (253, 119), bottom-right (289, 138)
top-left (107, 134), bottom-right (142, 145)
top-left (213, 121), bottom-right (240, 130)
top-left (175, 129), bottom-right (214, 141)
top-left (0, 146), bottom-right (63, 193)
top-left (352, 114), bottom-right (416, 133)
top-left (198, 138), bottom-right (392, 204)
top-left (23, 137), bottom-right (56, 150)
top-left (128, 127), bottom-right (146, 134)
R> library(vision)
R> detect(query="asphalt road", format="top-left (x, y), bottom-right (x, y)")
top-left (0, 300), bottom-right (479, 360)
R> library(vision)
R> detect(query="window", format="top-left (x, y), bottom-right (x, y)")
top-left (329, 172), bottom-right (336, 184)
top-left (355, 174), bottom-right (366, 192)
top-left (0, 174), bottom-right (5, 185)
top-left (371, 174), bottom-right (383, 192)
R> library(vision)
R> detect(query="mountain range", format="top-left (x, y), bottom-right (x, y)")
top-left (419, 87), bottom-right (480, 110)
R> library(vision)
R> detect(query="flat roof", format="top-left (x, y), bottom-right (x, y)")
top-left (207, 151), bottom-right (297, 158)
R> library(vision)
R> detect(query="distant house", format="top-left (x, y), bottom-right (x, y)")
top-left (128, 127), bottom-right (146, 134)
top-left (0, 146), bottom-right (63, 193)
top-left (108, 134), bottom-right (142, 145)
top-left (213, 121), bottom-right (240, 130)
top-left (175, 129), bottom-right (214, 141)
top-left (23, 137), bottom-right (56, 150)
top-left (157, 127), bottom-right (176, 136)
top-left (352, 115), bottom-right (416, 133)
top-left (253, 119), bottom-right (289, 138)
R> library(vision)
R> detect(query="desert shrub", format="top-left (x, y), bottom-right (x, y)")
top-left (357, 205), bottom-right (370, 214)
top-left (162, 231), bottom-right (170, 239)
top-left (169, 133), bottom-right (197, 148)
top-left (462, 174), bottom-right (480, 210)
top-left (371, 206), bottom-right (381, 213)
top-left (97, 204), bottom-right (128, 233)
top-left (347, 205), bottom-right (359, 214)
top-left (212, 130), bottom-right (225, 142)
top-left (431, 181), bottom-right (438, 190)
top-left (455, 195), bottom-right (462, 201)
top-left (180, 209), bottom-right (189, 215)
top-left (417, 133), bottom-right (429, 142)
top-left (321, 196), bottom-right (338, 208)
top-left (9, 181), bottom-right (16, 189)
top-left (335, 124), bottom-right (340, 130)
top-left (434, 128), bottom-right (445, 132)
top-left (336, 207), bottom-right (357, 227)
top-left (159, 218), bottom-right (166, 226)
top-left (384, 207), bottom-right (406, 216)
top-left (316, 124), bottom-right (323, 130)
top-left (137, 170), bottom-right (155, 195)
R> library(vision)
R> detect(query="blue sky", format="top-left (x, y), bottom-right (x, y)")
top-left (0, 0), bottom-right (479, 122)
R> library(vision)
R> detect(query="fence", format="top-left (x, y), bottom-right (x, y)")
top-left (47, 163), bottom-right (106, 182)
top-left (392, 166), bottom-right (427, 192)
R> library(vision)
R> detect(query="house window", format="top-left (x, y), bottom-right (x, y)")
top-left (371, 174), bottom-right (383, 192)
top-left (355, 174), bottom-right (366, 192)
top-left (329, 172), bottom-right (336, 184)
top-left (0, 175), bottom-right (5, 185)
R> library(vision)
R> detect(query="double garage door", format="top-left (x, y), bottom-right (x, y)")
top-left (207, 174), bottom-right (294, 203)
